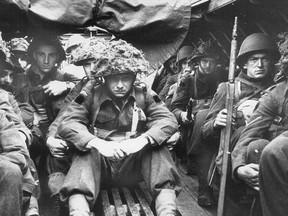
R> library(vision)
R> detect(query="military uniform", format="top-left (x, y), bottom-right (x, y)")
top-left (0, 89), bottom-right (36, 216)
top-left (232, 79), bottom-right (288, 176)
top-left (57, 84), bottom-right (182, 206)
top-left (230, 79), bottom-right (288, 216)
top-left (12, 66), bottom-right (79, 160)
top-left (46, 78), bottom-right (89, 197)
top-left (199, 71), bottom-right (274, 203)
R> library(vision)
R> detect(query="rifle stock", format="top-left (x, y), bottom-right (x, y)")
top-left (217, 17), bottom-right (238, 216)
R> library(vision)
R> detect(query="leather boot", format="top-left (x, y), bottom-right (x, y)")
top-left (197, 185), bottom-right (216, 207)
top-left (69, 194), bottom-right (90, 216)
top-left (155, 189), bottom-right (177, 216)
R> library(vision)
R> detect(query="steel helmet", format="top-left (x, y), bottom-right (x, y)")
top-left (94, 39), bottom-right (151, 79)
top-left (72, 37), bottom-right (108, 66)
top-left (237, 33), bottom-right (280, 67)
top-left (176, 46), bottom-right (193, 65)
top-left (8, 38), bottom-right (29, 53)
top-left (65, 34), bottom-right (85, 54)
top-left (190, 39), bottom-right (223, 63)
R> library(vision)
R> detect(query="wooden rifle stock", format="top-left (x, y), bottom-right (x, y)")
top-left (217, 17), bottom-right (238, 216)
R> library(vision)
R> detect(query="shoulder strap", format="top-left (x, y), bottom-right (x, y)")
top-left (91, 85), bottom-right (104, 126)
top-left (134, 85), bottom-right (147, 110)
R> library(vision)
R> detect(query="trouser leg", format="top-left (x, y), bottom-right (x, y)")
top-left (195, 137), bottom-right (218, 207)
top-left (0, 160), bottom-right (23, 216)
top-left (60, 149), bottom-right (102, 209)
top-left (259, 132), bottom-right (288, 216)
top-left (140, 145), bottom-right (182, 198)
top-left (139, 145), bottom-right (181, 216)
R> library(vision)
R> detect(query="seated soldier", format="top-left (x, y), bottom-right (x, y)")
top-left (170, 40), bottom-right (224, 176)
top-left (45, 37), bottom-right (108, 215)
top-left (201, 33), bottom-right (280, 207)
top-left (0, 48), bottom-right (36, 216)
top-left (10, 33), bottom-right (80, 215)
top-left (57, 39), bottom-right (182, 216)
top-left (232, 32), bottom-right (288, 216)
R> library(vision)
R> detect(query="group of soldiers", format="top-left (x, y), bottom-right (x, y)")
top-left (153, 32), bottom-right (288, 216)
top-left (1, 29), bottom-right (288, 216)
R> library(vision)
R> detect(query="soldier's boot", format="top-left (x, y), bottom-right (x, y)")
top-left (196, 150), bottom-right (216, 207)
top-left (69, 194), bottom-right (92, 216)
top-left (197, 184), bottom-right (216, 207)
top-left (155, 189), bottom-right (177, 216)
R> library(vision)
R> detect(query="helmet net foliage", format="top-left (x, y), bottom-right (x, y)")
top-left (71, 37), bottom-right (107, 65)
top-left (93, 39), bottom-right (151, 80)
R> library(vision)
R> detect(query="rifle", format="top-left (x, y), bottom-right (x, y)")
top-left (217, 17), bottom-right (238, 216)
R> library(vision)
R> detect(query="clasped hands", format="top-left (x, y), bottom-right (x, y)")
top-left (87, 136), bottom-right (149, 160)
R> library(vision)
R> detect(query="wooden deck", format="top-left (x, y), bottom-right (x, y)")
top-left (41, 163), bottom-right (254, 216)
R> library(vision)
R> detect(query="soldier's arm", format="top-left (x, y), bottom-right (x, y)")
top-left (143, 89), bottom-right (178, 146)
top-left (57, 100), bottom-right (95, 151)
top-left (202, 82), bottom-right (227, 140)
top-left (231, 87), bottom-right (278, 181)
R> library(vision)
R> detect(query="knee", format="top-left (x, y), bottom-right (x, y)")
top-left (0, 160), bottom-right (22, 184)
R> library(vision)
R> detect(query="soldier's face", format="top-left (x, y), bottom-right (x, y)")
top-left (105, 73), bottom-right (135, 98)
top-left (244, 53), bottom-right (272, 79)
top-left (0, 70), bottom-right (14, 89)
top-left (82, 59), bottom-right (97, 79)
top-left (33, 45), bottom-right (59, 74)
top-left (198, 57), bottom-right (217, 75)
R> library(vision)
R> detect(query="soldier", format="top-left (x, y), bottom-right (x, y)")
top-left (158, 46), bottom-right (193, 104)
top-left (12, 34), bottom-right (79, 162)
top-left (0, 48), bottom-right (36, 216)
top-left (170, 40), bottom-right (224, 177)
top-left (8, 37), bottom-right (30, 72)
top-left (45, 37), bottom-right (107, 215)
top-left (57, 39), bottom-right (182, 216)
top-left (202, 33), bottom-right (280, 208)
top-left (229, 32), bottom-right (288, 215)
top-left (62, 34), bottom-right (86, 80)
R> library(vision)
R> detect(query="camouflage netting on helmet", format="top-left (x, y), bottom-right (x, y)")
top-left (7, 38), bottom-right (29, 52)
top-left (277, 32), bottom-right (288, 71)
top-left (189, 39), bottom-right (223, 63)
top-left (93, 39), bottom-right (151, 79)
top-left (71, 37), bottom-right (108, 66)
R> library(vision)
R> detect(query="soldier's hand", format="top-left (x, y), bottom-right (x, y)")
top-left (46, 136), bottom-right (69, 158)
top-left (181, 112), bottom-right (193, 124)
top-left (43, 80), bottom-right (69, 96)
top-left (214, 109), bottom-right (229, 129)
top-left (119, 136), bottom-right (149, 156)
top-left (88, 138), bottom-right (125, 160)
top-left (237, 163), bottom-right (259, 191)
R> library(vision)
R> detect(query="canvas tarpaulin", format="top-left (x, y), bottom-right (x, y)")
top-left (0, 0), bottom-right (194, 68)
